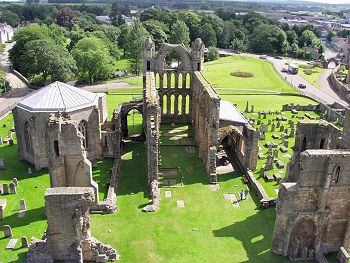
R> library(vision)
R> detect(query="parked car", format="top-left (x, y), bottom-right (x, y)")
top-left (298, 83), bottom-right (306, 89)
top-left (285, 61), bottom-right (290, 65)
top-left (281, 68), bottom-right (288, 73)
top-left (259, 55), bottom-right (267, 59)
top-left (274, 56), bottom-right (283, 59)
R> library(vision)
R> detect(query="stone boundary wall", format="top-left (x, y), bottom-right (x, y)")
top-left (330, 65), bottom-right (350, 103)
top-left (246, 170), bottom-right (276, 207)
top-left (11, 69), bottom-right (31, 88)
top-left (282, 103), bottom-right (346, 125)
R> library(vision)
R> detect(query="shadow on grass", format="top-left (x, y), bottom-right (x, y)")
top-left (1, 207), bottom-right (45, 230)
top-left (8, 251), bottom-right (27, 263)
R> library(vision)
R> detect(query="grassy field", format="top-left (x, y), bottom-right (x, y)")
top-left (298, 66), bottom-right (325, 89)
top-left (122, 56), bottom-right (296, 94)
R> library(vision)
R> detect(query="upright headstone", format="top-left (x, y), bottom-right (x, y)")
top-left (284, 140), bottom-right (289, 148)
top-left (21, 236), bottom-right (28, 248)
top-left (259, 168), bottom-right (265, 177)
top-left (0, 158), bottom-right (4, 170)
top-left (0, 207), bottom-right (3, 220)
top-left (260, 132), bottom-right (266, 140)
top-left (284, 128), bottom-right (289, 135)
top-left (8, 131), bottom-right (12, 139)
top-left (268, 144), bottom-right (273, 156)
top-left (279, 125), bottom-right (284, 132)
top-left (277, 121), bottom-right (280, 128)
top-left (268, 120), bottom-right (271, 125)
top-left (28, 168), bottom-right (32, 175)
top-left (0, 135), bottom-right (2, 144)
top-left (251, 105), bottom-right (254, 113)
top-left (20, 199), bottom-right (27, 211)
top-left (3, 225), bottom-right (12, 237)
top-left (265, 155), bottom-right (274, 170)
top-left (9, 139), bottom-right (14, 145)
top-left (12, 178), bottom-right (18, 186)
top-left (3, 184), bottom-right (9, 195)
top-left (9, 183), bottom-right (16, 194)
top-left (271, 123), bottom-right (275, 132)
top-left (245, 101), bottom-right (249, 113)
top-left (273, 149), bottom-right (279, 158)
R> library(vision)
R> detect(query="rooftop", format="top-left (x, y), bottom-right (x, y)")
top-left (219, 100), bottom-right (248, 125)
top-left (17, 81), bottom-right (100, 113)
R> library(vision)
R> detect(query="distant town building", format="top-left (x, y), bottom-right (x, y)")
top-left (96, 16), bottom-right (112, 24)
top-left (0, 23), bottom-right (13, 44)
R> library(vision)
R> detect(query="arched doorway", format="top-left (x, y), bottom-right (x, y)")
top-left (127, 109), bottom-right (143, 137)
top-left (288, 218), bottom-right (316, 258)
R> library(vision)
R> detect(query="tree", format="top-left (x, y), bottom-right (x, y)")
top-left (110, 2), bottom-right (125, 26)
top-left (169, 20), bottom-right (190, 47)
top-left (0, 10), bottom-right (20, 27)
top-left (199, 23), bottom-right (217, 47)
top-left (72, 37), bottom-right (115, 84)
top-left (9, 25), bottom-right (51, 71)
top-left (327, 31), bottom-right (334, 42)
top-left (20, 39), bottom-right (76, 85)
top-left (124, 19), bottom-right (149, 75)
top-left (56, 7), bottom-right (75, 29)
top-left (207, 46), bottom-right (219, 61)
top-left (249, 24), bottom-right (287, 54)
top-left (143, 20), bottom-right (167, 49)
top-left (48, 24), bottom-right (68, 47)
top-left (300, 30), bottom-right (318, 47)
top-left (286, 30), bottom-right (298, 45)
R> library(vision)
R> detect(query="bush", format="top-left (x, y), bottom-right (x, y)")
top-left (303, 69), bottom-right (314, 75)
top-left (299, 64), bottom-right (314, 69)
top-left (230, 71), bottom-right (254, 78)
top-left (207, 46), bottom-right (219, 61)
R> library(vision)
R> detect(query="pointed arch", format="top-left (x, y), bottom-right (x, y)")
top-left (185, 73), bottom-right (191, 89)
top-left (163, 95), bottom-right (167, 114)
top-left (178, 95), bottom-right (183, 115)
top-left (178, 73), bottom-right (183, 89)
top-left (170, 95), bottom-right (175, 114)
top-left (78, 120), bottom-right (89, 149)
top-left (24, 121), bottom-right (33, 154)
top-left (185, 94), bottom-right (190, 114)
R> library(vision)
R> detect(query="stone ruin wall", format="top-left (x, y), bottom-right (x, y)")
top-left (191, 71), bottom-right (220, 183)
top-left (272, 150), bottom-right (350, 259)
top-left (143, 71), bottom-right (161, 210)
top-left (272, 115), bottom-right (350, 260)
top-left (27, 187), bottom-right (118, 263)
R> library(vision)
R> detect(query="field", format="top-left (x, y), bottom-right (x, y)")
top-left (0, 55), bottom-right (324, 262)
top-left (298, 66), bottom-right (325, 89)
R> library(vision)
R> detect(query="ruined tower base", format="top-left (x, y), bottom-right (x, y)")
top-left (27, 187), bottom-right (119, 263)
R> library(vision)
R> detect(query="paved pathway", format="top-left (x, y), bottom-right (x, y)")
top-left (80, 81), bottom-right (141, 92)
top-left (0, 43), bottom-right (31, 117)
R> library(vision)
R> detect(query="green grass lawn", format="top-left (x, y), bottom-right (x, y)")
top-left (0, 88), bottom-right (318, 262)
top-left (122, 56), bottom-right (296, 95)
top-left (298, 67), bottom-right (325, 89)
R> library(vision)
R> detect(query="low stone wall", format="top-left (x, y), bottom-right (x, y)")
top-left (11, 69), bottom-right (31, 88)
top-left (330, 66), bottom-right (350, 103)
top-left (245, 170), bottom-right (276, 207)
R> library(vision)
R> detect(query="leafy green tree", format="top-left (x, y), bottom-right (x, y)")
top-left (169, 20), bottom-right (190, 47)
top-left (68, 25), bottom-right (86, 50)
top-left (48, 24), bottom-right (69, 47)
top-left (177, 11), bottom-right (200, 42)
top-left (0, 10), bottom-right (20, 27)
top-left (249, 24), bottom-right (287, 54)
top-left (72, 36), bottom-right (115, 84)
top-left (124, 19), bottom-right (149, 75)
top-left (300, 30), bottom-right (318, 47)
top-left (207, 46), bottom-right (219, 61)
top-left (327, 31), bottom-right (334, 42)
top-left (143, 20), bottom-right (167, 49)
top-left (20, 39), bottom-right (76, 85)
top-left (199, 23), bottom-right (217, 47)
top-left (286, 30), bottom-right (298, 45)
top-left (9, 25), bottom-right (51, 70)
top-left (110, 2), bottom-right (125, 26)
top-left (118, 23), bottom-right (130, 52)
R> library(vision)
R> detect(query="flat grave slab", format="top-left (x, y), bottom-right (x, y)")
top-left (228, 194), bottom-right (239, 207)
top-left (277, 160), bottom-right (285, 169)
top-left (258, 153), bottom-right (265, 159)
top-left (216, 164), bottom-right (234, 175)
top-left (210, 184), bottom-right (220, 191)
top-left (164, 190), bottom-right (172, 198)
top-left (272, 134), bottom-right (280, 139)
top-left (265, 173), bottom-right (275, 182)
top-left (223, 193), bottom-right (230, 200)
top-left (280, 146), bottom-right (288, 153)
top-left (6, 239), bottom-right (18, 250)
top-left (177, 200), bottom-right (185, 208)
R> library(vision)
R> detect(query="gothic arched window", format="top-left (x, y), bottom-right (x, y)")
top-left (332, 166), bottom-right (341, 184)
top-left (78, 120), bottom-right (89, 149)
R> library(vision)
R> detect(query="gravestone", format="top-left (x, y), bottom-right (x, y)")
top-left (258, 112), bottom-right (261, 119)
top-left (12, 178), bottom-right (18, 186)
top-left (274, 173), bottom-right (282, 182)
top-left (271, 123), bottom-right (275, 132)
top-left (0, 135), bottom-right (2, 144)
top-left (3, 225), bottom-right (12, 237)
top-left (164, 191), bottom-right (171, 198)
top-left (279, 125), bottom-right (284, 132)
top-left (258, 153), bottom-right (265, 159)
top-left (3, 184), bottom-right (9, 195)
top-left (284, 141), bottom-right (289, 148)
top-left (20, 199), bottom-right (27, 211)
top-left (268, 144), bottom-right (273, 156)
top-left (259, 168), bottom-right (265, 177)
top-left (8, 131), bottom-right (12, 139)
top-left (257, 120), bottom-right (261, 125)
top-left (0, 158), bottom-right (4, 170)
top-left (265, 155), bottom-right (274, 170)
top-left (265, 173), bottom-right (274, 182)
top-left (280, 146), bottom-right (288, 153)
top-left (272, 134), bottom-right (279, 139)
top-left (5, 238), bottom-right (18, 250)
top-left (259, 132), bottom-right (265, 140)
top-left (251, 105), bottom-right (254, 113)
top-left (9, 139), bottom-right (14, 145)
top-left (284, 128), bottom-right (289, 134)
top-left (0, 207), bottom-right (3, 220)
top-left (260, 125), bottom-right (268, 133)
top-left (276, 122), bottom-right (280, 128)
top-left (268, 120), bottom-right (271, 125)
top-left (277, 160), bottom-right (285, 169)
top-left (21, 236), bottom-right (29, 248)
top-left (177, 200), bottom-right (185, 208)
top-left (273, 149), bottom-right (279, 158)
top-left (27, 168), bottom-right (32, 175)
top-left (9, 183), bottom-right (16, 194)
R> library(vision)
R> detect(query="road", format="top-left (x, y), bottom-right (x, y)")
top-left (219, 48), bottom-right (348, 106)
top-left (0, 43), bottom-right (31, 117)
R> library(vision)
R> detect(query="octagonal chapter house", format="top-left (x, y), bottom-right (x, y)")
top-left (13, 81), bottom-right (108, 170)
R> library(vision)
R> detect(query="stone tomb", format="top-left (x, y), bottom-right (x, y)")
top-left (6, 238), bottom-right (18, 250)
top-left (177, 200), bottom-right (185, 208)
top-left (3, 225), bottom-right (12, 237)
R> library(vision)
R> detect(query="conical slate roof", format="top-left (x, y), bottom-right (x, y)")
top-left (17, 81), bottom-right (99, 113)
